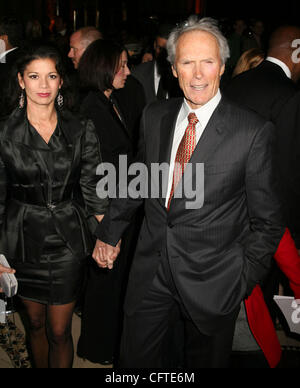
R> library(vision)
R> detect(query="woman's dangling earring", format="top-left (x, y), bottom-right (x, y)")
top-left (19, 89), bottom-right (25, 109)
top-left (57, 91), bottom-right (63, 108)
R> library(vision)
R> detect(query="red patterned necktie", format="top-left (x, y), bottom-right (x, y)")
top-left (167, 112), bottom-right (199, 210)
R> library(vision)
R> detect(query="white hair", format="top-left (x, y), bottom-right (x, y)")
top-left (167, 16), bottom-right (230, 65)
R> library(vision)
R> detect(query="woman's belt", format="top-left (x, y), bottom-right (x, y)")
top-left (8, 183), bottom-right (75, 206)
top-left (9, 198), bottom-right (74, 211)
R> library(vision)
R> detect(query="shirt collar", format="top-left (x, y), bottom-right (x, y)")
top-left (0, 47), bottom-right (18, 63)
top-left (179, 89), bottom-right (222, 129)
top-left (266, 57), bottom-right (292, 79)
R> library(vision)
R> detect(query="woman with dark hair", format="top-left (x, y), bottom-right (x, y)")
top-left (0, 44), bottom-right (108, 368)
top-left (78, 39), bottom-right (131, 166)
top-left (76, 39), bottom-right (137, 365)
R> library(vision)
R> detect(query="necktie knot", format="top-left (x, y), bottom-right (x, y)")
top-left (188, 112), bottom-right (199, 126)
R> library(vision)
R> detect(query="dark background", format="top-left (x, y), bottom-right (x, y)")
top-left (1, 0), bottom-right (300, 29)
top-left (1, 0), bottom-right (300, 49)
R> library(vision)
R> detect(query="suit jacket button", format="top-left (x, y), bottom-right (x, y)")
top-left (168, 222), bottom-right (174, 229)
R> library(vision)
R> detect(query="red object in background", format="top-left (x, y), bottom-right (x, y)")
top-left (245, 228), bottom-right (300, 368)
top-left (195, 0), bottom-right (203, 14)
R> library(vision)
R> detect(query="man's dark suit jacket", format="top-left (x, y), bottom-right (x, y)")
top-left (224, 60), bottom-right (300, 245)
top-left (223, 60), bottom-right (297, 124)
top-left (96, 96), bottom-right (285, 335)
top-left (132, 61), bottom-right (157, 105)
top-left (0, 48), bottom-right (20, 118)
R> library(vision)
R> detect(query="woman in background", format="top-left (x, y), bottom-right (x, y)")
top-left (77, 39), bottom-right (140, 366)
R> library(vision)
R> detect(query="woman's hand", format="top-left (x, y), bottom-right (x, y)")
top-left (0, 265), bottom-right (16, 292)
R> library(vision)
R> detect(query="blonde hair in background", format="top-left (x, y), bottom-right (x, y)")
top-left (232, 48), bottom-right (265, 77)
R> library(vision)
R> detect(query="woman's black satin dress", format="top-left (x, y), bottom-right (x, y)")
top-left (0, 108), bottom-right (108, 305)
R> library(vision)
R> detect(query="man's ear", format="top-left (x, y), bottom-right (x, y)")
top-left (172, 65), bottom-right (178, 78)
top-left (220, 64), bottom-right (225, 77)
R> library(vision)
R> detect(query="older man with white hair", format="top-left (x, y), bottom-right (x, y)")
top-left (93, 16), bottom-right (285, 368)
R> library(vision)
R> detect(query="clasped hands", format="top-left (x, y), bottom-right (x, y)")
top-left (92, 239), bottom-right (121, 270)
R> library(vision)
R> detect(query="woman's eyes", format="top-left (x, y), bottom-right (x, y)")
top-left (28, 74), bottom-right (58, 80)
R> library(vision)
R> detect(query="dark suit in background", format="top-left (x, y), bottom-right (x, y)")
top-left (132, 60), bottom-right (182, 105)
top-left (223, 61), bottom-right (297, 118)
top-left (224, 59), bottom-right (300, 320)
top-left (0, 17), bottom-right (23, 117)
top-left (0, 48), bottom-right (20, 117)
top-left (132, 61), bottom-right (157, 104)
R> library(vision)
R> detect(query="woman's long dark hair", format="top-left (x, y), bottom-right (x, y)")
top-left (5, 43), bottom-right (74, 114)
top-left (78, 39), bottom-right (125, 93)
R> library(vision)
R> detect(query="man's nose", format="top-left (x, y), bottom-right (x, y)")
top-left (194, 63), bottom-right (203, 78)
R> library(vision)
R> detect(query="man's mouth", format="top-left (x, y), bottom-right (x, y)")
top-left (191, 85), bottom-right (207, 91)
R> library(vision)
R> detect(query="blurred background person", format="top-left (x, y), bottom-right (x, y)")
top-left (25, 19), bottom-right (43, 44)
top-left (68, 26), bottom-right (103, 70)
top-left (226, 18), bottom-right (247, 74)
top-left (242, 19), bottom-right (266, 52)
top-left (224, 24), bottom-right (300, 332)
top-left (232, 48), bottom-right (265, 77)
top-left (0, 16), bottom-right (23, 118)
top-left (132, 22), bottom-right (182, 105)
top-left (76, 39), bottom-right (140, 366)
top-left (0, 44), bottom-right (107, 368)
top-left (49, 16), bottom-right (72, 59)
top-left (68, 25), bottom-right (145, 155)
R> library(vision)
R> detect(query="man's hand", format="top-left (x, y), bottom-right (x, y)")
top-left (92, 239), bottom-right (121, 270)
top-left (0, 265), bottom-right (16, 293)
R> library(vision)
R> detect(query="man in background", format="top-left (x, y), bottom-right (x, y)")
top-left (0, 16), bottom-right (23, 117)
top-left (68, 26), bottom-right (103, 69)
top-left (133, 23), bottom-right (182, 104)
top-left (224, 24), bottom-right (300, 321)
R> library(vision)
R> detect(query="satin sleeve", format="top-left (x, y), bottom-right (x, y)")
top-left (80, 120), bottom-right (108, 216)
top-left (0, 150), bottom-right (8, 228)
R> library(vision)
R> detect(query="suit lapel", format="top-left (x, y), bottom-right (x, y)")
top-left (158, 98), bottom-right (183, 165)
top-left (189, 98), bottom-right (228, 165)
